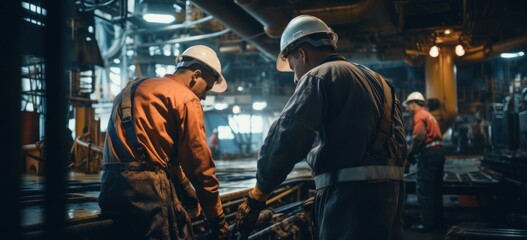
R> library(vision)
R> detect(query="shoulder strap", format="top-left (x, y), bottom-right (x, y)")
top-left (372, 77), bottom-right (394, 151)
top-left (354, 64), bottom-right (394, 152)
top-left (107, 78), bottom-right (150, 162)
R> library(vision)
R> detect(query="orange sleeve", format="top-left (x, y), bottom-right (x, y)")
top-left (176, 99), bottom-right (223, 219)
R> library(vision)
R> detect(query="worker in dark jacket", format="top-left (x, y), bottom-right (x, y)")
top-left (99, 45), bottom-right (231, 240)
top-left (234, 15), bottom-right (407, 240)
top-left (404, 91), bottom-right (445, 231)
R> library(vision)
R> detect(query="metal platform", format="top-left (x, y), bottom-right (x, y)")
top-left (404, 156), bottom-right (507, 195)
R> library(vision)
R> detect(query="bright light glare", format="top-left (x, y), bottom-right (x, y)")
top-left (429, 46), bottom-right (440, 57)
top-left (228, 115), bottom-right (263, 134)
top-left (500, 51), bottom-right (525, 59)
top-left (214, 103), bottom-right (229, 111)
top-left (252, 101), bottom-right (267, 111)
top-left (232, 105), bottom-right (241, 114)
top-left (143, 14), bottom-right (175, 24)
top-left (455, 44), bottom-right (465, 56)
top-left (217, 126), bottom-right (234, 140)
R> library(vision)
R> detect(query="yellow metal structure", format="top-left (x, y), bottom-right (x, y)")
top-left (73, 105), bottom-right (103, 173)
top-left (425, 47), bottom-right (458, 133)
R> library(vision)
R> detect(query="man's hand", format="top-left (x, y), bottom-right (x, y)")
top-left (171, 166), bottom-right (202, 219)
top-left (235, 192), bottom-right (267, 240)
top-left (208, 213), bottom-right (231, 240)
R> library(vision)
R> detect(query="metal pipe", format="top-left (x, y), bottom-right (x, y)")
top-left (190, 0), bottom-right (279, 61)
top-left (266, 184), bottom-right (303, 205)
top-left (75, 136), bottom-right (104, 153)
top-left (234, 0), bottom-right (290, 38)
top-left (137, 28), bottom-right (231, 47)
top-left (462, 35), bottom-right (527, 61)
top-left (298, 0), bottom-right (381, 26)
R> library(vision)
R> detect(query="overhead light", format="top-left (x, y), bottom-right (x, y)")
top-left (232, 105), bottom-right (241, 114)
top-left (500, 51), bottom-right (525, 59)
top-left (237, 86), bottom-right (244, 92)
top-left (444, 29), bottom-right (452, 35)
top-left (214, 103), bottom-right (229, 111)
top-left (252, 101), bottom-right (267, 111)
top-left (143, 13), bottom-right (175, 24)
top-left (141, 1), bottom-right (176, 24)
top-left (429, 45), bottom-right (440, 57)
top-left (455, 44), bottom-right (465, 56)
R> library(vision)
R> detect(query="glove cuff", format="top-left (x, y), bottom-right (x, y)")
top-left (249, 185), bottom-right (270, 202)
top-left (247, 192), bottom-right (266, 211)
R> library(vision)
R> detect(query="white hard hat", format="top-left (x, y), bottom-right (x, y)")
top-left (403, 91), bottom-right (426, 107)
top-left (276, 15), bottom-right (338, 72)
top-left (176, 45), bottom-right (227, 93)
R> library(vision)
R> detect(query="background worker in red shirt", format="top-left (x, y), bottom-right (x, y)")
top-left (404, 91), bottom-right (445, 231)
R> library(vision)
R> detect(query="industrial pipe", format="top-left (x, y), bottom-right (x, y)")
top-left (297, 0), bottom-right (381, 26)
top-left (234, 0), bottom-right (290, 38)
top-left (137, 28), bottom-right (231, 47)
top-left (462, 35), bottom-right (527, 61)
top-left (190, 0), bottom-right (279, 61)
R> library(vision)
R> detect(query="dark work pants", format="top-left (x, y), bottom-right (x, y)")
top-left (416, 147), bottom-right (445, 227)
top-left (313, 180), bottom-right (405, 240)
top-left (99, 168), bottom-right (194, 240)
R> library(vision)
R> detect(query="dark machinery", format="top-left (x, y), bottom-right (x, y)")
top-left (442, 88), bottom-right (527, 240)
top-left (483, 88), bottom-right (527, 189)
top-left (20, 178), bottom-right (316, 240)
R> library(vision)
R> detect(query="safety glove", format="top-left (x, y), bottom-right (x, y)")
top-left (171, 166), bottom-right (202, 219)
top-left (235, 190), bottom-right (267, 240)
top-left (208, 212), bottom-right (231, 240)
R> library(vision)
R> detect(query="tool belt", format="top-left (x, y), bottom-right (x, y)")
top-left (103, 162), bottom-right (161, 172)
top-left (314, 165), bottom-right (404, 190)
top-left (425, 141), bottom-right (442, 149)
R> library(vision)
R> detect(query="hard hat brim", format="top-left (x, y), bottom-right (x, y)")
top-left (210, 76), bottom-right (227, 93)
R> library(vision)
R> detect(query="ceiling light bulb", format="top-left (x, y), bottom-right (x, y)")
top-left (143, 13), bottom-right (175, 24)
top-left (500, 51), bottom-right (525, 59)
top-left (444, 29), bottom-right (452, 35)
top-left (455, 44), bottom-right (465, 56)
top-left (429, 45), bottom-right (440, 57)
top-left (232, 105), bottom-right (241, 114)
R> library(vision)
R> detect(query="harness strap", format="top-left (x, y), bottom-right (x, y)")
top-left (358, 65), bottom-right (394, 152)
top-left (106, 78), bottom-right (151, 163)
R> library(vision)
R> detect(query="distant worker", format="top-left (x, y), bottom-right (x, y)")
top-left (99, 45), bottom-right (231, 239)
top-left (404, 91), bottom-right (445, 231)
top-left (208, 128), bottom-right (221, 159)
top-left (469, 118), bottom-right (485, 153)
top-left (234, 15), bottom-right (407, 240)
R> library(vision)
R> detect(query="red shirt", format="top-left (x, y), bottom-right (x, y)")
top-left (412, 108), bottom-right (442, 149)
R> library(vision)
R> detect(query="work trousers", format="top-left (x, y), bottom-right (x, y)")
top-left (416, 147), bottom-right (445, 228)
top-left (313, 180), bottom-right (405, 240)
top-left (99, 168), bottom-right (194, 240)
